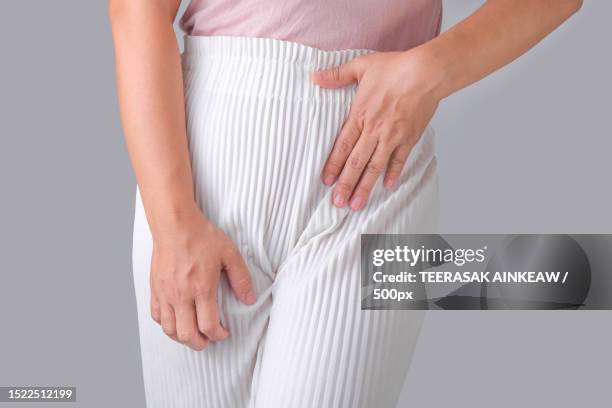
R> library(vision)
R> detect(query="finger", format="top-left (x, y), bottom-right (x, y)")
top-left (310, 58), bottom-right (362, 89)
top-left (383, 143), bottom-right (413, 189)
top-left (223, 247), bottom-right (256, 305)
top-left (349, 142), bottom-right (394, 211)
top-left (321, 114), bottom-right (362, 186)
top-left (175, 302), bottom-right (209, 351)
top-left (160, 302), bottom-right (178, 341)
top-left (150, 291), bottom-right (161, 324)
top-left (149, 259), bottom-right (162, 324)
top-left (332, 133), bottom-right (378, 208)
top-left (195, 295), bottom-right (229, 342)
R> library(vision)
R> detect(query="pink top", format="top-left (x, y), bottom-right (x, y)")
top-left (180, 0), bottom-right (443, 52)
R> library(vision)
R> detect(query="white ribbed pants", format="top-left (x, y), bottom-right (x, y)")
top-left (132, 36), bottom-right (439, 408)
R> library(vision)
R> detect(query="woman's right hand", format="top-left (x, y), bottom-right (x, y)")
top-left (109, 0), bottom-right (256, 351)
top-left (149, 208), bottom-right (256, 351)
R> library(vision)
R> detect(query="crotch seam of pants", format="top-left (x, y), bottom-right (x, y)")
top-left (240, 239), bottom-right (276, 282)
top-left (275, 190), bottom-right (351, 277)
top-left (269, 98), bottom-right (352, 277)
top-left (287, 96), bottom-right (346, 255)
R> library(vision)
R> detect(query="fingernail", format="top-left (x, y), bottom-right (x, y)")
top-left (333, 192), bottom-right (346, 207)
top-left (245, 291), bottom-right (257, 305)
top-left (323, 174), bottom-right (335, 185)
top-left (350, 196), bottom-right (364, 211)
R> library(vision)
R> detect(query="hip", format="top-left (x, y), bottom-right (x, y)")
top-left (180, 36), bottom-right (438, 261)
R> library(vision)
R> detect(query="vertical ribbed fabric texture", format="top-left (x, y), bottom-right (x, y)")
top-left (132, 35), bottom-right (439, 408)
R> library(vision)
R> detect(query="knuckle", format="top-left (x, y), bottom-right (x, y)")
top-left (225, 245), bottom-right (241, 260)
top-left (354, 108), bottom-right (367, 124)
top-left (348, 155), bottom-right (363, 170)
top-left (389, 156), bottom-right (405, 168)
top-left (177, 330), bottom-right (193, 343)
top-left (369, 121), bottom-right (385, 134)
top-left (336, 139), bottom-right (353, 155)
top-left (160, 287), bottom-right (178, 303)
top-left (183, 260), bottom-right (198, 274)
top-left (176, 292), bottom-right (192, 305)
top-left (365, 161), bottom-right (383, 175)
top-left (325, 160), bottom-right (343, 174)
top-left (198, 320), bottom-right (217, 334)
top-left (171, 282), bottom-right (193, 305)
top-left (376, 136), bottom-right (395, 152)
top-left (347, 118), bottom-right (362, 137)
top-left (350, 56), bottom-right (364, 70)
top-left (197, 285), bottom-right (215, 300)
top-left (332, 65), bottom-right (342, 81)
top-left (154, 273), bottom-right (171, 290)
top-left (388, 132), bottom-right (405, 146)
top-left (386, 172), bottom-right (400, 181)
top-left (175, 283), bottom-right (194, 301)
top-left (162, 325), bottom-right (176, 337)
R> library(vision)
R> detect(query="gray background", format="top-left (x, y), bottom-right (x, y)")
top-left (0, 0), bottom-right (609, 407)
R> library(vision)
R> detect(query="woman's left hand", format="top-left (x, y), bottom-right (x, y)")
top-left (311, 49), bottom-right (443, 211)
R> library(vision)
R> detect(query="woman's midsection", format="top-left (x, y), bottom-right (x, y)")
top-left (181, 36), bottom-right (435, 265)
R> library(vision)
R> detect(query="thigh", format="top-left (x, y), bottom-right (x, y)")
top-left (132, 191), bottom-right (273, 408)
top-left (253, 248), bottom-right (425, 408)
top-left (252, 153), bottom-right (439, 408)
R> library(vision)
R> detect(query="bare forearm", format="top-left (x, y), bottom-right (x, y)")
top-left (109, 0), bottom-right (197, 237)
top-left (424, 0), bottom-right (583, 99)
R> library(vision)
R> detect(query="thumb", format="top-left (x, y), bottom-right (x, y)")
top-left (223, 248), bottom-right (256, 305)
top-left (311, 59), bottom-right (361, 89)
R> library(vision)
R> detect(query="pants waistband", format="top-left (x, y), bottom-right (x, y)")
top-left (182, 35), bottom-right (375, 71)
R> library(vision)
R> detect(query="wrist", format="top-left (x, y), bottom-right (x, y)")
top-left (404, 43), bottom-right (451, 102)
top-left (147, 200), bottom-right (209, 239)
